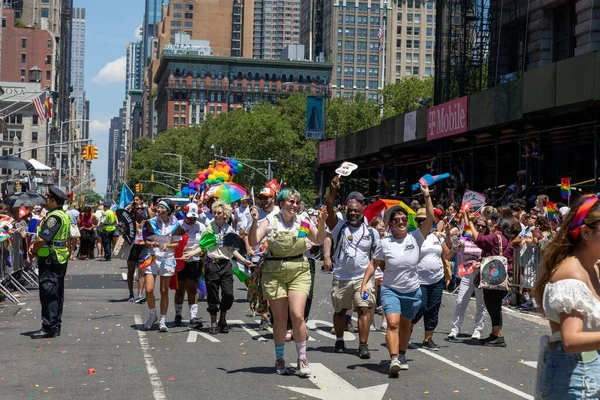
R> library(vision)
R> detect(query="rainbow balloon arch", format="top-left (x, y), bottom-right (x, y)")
top-left (179, 158), bottom-right (244, 198)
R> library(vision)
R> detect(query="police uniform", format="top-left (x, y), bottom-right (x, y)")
top-left (99, 208), bottom-right (116, 261)
top-left (31, 186), bottom-right (70, 339)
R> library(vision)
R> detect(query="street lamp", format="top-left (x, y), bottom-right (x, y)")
top-left (58, 118), bottom-right (90, 189)
top-left (162, 152), bottom-right (182, 185)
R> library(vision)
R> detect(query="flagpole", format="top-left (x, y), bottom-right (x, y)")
top-left (379, 3), bottom-right (387, 119)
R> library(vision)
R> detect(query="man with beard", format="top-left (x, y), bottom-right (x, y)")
top-left (325, 176), bottom-right (379, 359)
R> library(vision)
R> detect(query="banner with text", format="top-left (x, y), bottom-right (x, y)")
top-left (427, 96), bottom-right (468, 141)
top-left (318, 139), bottom-right (337, 165)
top-left (306, 96), bottom-right (325, 140)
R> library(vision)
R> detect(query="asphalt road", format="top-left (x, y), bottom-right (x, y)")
top-left (0, 258), bottom-right (544, 400)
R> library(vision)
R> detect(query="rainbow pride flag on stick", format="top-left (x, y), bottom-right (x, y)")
top-left (561, 177), bottom-right (571, 201)
top-left (462, 225), bottom-right (473, 239)
top-left (547, 201), bottom-right (559, 222)
top-left (298, 220), bottom-right (310, 238)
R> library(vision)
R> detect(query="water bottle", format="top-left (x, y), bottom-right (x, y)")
top-left (362, 292), bottom-right (368, 300)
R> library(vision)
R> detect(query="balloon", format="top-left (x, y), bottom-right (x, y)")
top-left (194, 178), bottom-right (201, 184)
top-left (217, 177), bottom-right (225, 182)
top-left (199, 175), bottom-right (206, 182)
top-left (208, 174), bottom-right (216, 180)
top-left (188, 182), bottom-right (195, 189)
top-left (180, 188), bottom-right (187, 196)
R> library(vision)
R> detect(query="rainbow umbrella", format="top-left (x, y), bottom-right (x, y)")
top-left (206, 182), bottom-right (247, 204)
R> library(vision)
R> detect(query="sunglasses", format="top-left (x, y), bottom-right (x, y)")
top-left (392, 217), bottom-right (408, 223)
top-left (476, 224), bottom-right (487, 229)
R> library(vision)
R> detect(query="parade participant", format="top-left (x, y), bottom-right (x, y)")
top-left (98, 206), bottom-right (116, 261)
top-left (65, 202), bottom-right (80, 261)
top-left (325, 176), bottom-right (379, 359)
top-left (369, 217), bottom-right (387, 331)
top-left (446, 216), bottom-right (487, 341)
top-left (361, 183), bottom-right (433, 376)
top-left (469, 216), bottom-right (514, 347)
top-left (411, 207), bottom-right (450, 350)
top-left (233, 197), bottom-right (251, 231)
top-left (199, 196), bottom-right (217, 226)
top-left (78, 206), bottom-right (97, 260)
top-left (188, 201), bottom-right (250, 334)
top-left (94, 205), bottom-right (105, 258)
top-left (533, 195), bottom-right (600, 399)
top-left (172, 203), bottom-right (206, 329)
top-left (126, 205), bottom-right (147, 303)
top-left (249, 188), bottom-right (326, 377)
top-left (127, 194), bottom-right (154, 220)
top-left (28, 186), bottom-right (70, 339)
top-left (142, 199), bottom-right (181, 332)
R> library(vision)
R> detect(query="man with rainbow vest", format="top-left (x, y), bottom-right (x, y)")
top-left (29, 186), bottom-right (70, 339)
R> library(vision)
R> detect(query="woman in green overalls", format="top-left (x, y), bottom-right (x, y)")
top-left (249, 188), bottom-right (327, 378)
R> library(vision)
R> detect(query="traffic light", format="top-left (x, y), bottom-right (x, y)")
top-left (81, 145), bottom-right (90, 160)
top-left (150, 172), bottom-right (155, 182)
top-left (135, 183), bottom-right (143, 193)
top-left (89, 146), bottom-right (99, 160)
top-left (177, 183), bottom-right (181, 191)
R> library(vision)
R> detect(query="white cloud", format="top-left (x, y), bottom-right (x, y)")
top-left (89, 120), bottom-right (110, 133)
top-left (134, 24), bottom-right (143, 41)
top-left (92, 57), bottom-right (126, 84)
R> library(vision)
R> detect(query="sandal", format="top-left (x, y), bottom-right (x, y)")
top-left (285, 329), bottom-right (293, 342)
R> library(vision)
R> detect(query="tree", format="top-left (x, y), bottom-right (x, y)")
top-left (325, 94), bottom-right (381, 138)
top-left (82, 189), bottom-right (103, 205)
top-left (381, 76), bottom-right (434, 119)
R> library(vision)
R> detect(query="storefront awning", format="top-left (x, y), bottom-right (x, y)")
top-left (28, 158), bottom-right (52, 171)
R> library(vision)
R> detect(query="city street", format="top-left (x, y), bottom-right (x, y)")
top-left (1, 259), bottom-right (543, 400)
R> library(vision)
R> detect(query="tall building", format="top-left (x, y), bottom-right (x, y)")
top-left (142, 0), bottom-right (168, 66)
top-left (253, 0), bottom-right (301, 59)
top-left (18, 0), bottom-right (61, 33)
top-left (107, 113), bottom-right (123, 198)
top-left (70, 7), bottom-right (85, 121)
top-left (126, 41), bottom-right (143, 93)
top-left (318, 0), bottom-right (434, 99)
top-left (300, 0), bottom-right (323, 61)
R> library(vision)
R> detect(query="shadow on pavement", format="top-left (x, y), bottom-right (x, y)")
top-left (346, 361), bottom-right (388, 375)
top-left (220, 366), bottom-right (277, 375)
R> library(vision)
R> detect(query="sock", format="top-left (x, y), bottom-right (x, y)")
top-left (295, 341), bottom-right (307, 360)
top-left (149, 309), bottom-right (156, 317)
top-left (190, 304), bottom-right (198, 319)
top-left (159, 314), bottom-right (166, 324)
top-left (336, 337), bottom-right (344, 343)
top-left (275, 344), bottom-right (285, 360)
top-left (175, 304), bottom-right (183, 316)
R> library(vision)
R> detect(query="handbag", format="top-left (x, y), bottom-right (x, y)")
top-left (478, 233), bottom-right (510, 291)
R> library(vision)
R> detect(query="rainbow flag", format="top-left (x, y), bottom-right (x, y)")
top-left (561, 177), bottom-right (571, 200)
top-left (298, 220), bottom-right (310, 238)
top-left (138, 254), bottom-right (156, 272)
top-left (547, 201), bottom-right (559, 222)
top-left (364, 199), bottom-right (418, 231)
top-left (462, 225), bottom-right (473, 239)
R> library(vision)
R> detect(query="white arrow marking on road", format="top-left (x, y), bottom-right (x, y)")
top-left (520, 361), bottom-right (537, 368)
top-left (121, 272), bottom-right (127, 281)
top-left (229, 320), bottom-right (268, 341)
top-left (279, 362), bottom-right (388, 400)
top-left (186, 330), bottom-right (221, 343)
top-left (254, 319), bottom-right (317, 341)
top-left (306, 319), bottom-right (356, 341)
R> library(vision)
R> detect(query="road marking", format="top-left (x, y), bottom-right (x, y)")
top-left (520, 361), bottom-right (537, 368)
top-left (254, 319), bottom-right (317, 341)
top-left (121, 272), bottom-right (127, 281)
top-left (187, 330), bottom-right (221, 343)
top-left (306, 319), bottom-right (356, 341)
top-left (133, 315), bottom-right (166, 400)
top-left (280, 362), bottom-right (388, 400)
top-left (229, 319), bottom-right (268, 341)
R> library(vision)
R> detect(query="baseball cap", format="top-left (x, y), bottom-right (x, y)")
top-left (186, 203), bottom-right (199, 218)
top-left (259, 188), bottom-right (275, 198)
top-left (346, 191), bottom-right (366, 203)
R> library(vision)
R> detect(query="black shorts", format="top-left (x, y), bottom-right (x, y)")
top-left (128, 244), bottom-right (146, 262)
top-left (178, 260), bottom-right (203, 282)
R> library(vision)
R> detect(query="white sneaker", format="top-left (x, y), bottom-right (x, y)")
top-left (159, 321), bottom-right (169, 332)
top-left (379, 322), bottom-right (388, 332)
top-left (471, 331), bottom-right (481, 340)
top-left (447, 331), bottom-right (458, 341)
top-left (297, 358), bottom-right (311, 378)
top-left (388, 359), bottom-right (401, 377)
top-left (143, 314), bottom-right (158, 331)
top-left (369, 323), bottom-right (377, 332)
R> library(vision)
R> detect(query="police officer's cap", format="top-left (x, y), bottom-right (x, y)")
top-left (48, 186), bottom-right (68, 201)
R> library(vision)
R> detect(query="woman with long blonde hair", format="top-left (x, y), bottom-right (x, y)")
top-left (533, 194), bottom-right (600, 399)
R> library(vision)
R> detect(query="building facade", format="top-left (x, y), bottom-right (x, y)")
top-left (18, 0), bottom-right (61, 33)
top-left (299, 0), bottom-right (323, 61)
top-left (253, 0), bottom-right (301, 59)
top-left (70, 7), bottom-right (85, 121)
top-left (0, 9), bottom-right (54, 87)
top-left (126, 41), bottom-right (143, 93)
top-left (106, 112), bottom-right (123, 199)
top-left (153, 54), bottom-right (332, 133)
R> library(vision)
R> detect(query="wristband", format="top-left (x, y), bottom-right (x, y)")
top-left (423, 195), bottom-right (430, 199)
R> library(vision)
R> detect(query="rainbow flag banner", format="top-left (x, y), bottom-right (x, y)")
top-left (561, 177), bottom-right (571, 200)
top-left (462, 225), bottom-right (473, 239)
top-left (298, 220), bottom-right (310, 238)
top-left (547, 201), bottom-right (559, 222)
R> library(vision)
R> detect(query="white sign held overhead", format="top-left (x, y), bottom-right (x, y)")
top-left (404, 110), bottom-right (417, 142)
top-left (280, 363), bottom-right (389, 400)
top-left (335, 161), bottom-right (358, 177)
top-left (461, 189), bottom-right (487, 210)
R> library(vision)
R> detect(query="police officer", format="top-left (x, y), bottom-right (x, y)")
top-left (98, 206), bottom-right (116, 261)
top-left (29, 186), bottom-right (70, 339)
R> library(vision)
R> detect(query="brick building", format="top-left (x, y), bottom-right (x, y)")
top-left (153, 53), bottom-right (332, 133)
top-left (1, 9), bottom-right (54, 87)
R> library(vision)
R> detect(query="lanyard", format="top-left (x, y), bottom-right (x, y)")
top-left (345, 224), bottom-right (366, 250)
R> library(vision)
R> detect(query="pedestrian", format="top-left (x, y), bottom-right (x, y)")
top-left (28, 186), bottom-right (70, 339)
top-left (126, 204), bottom-right (147, 303)
top-left (410, 207), bottom-right (450, 350)
top-left (172, 203), bottom-right (206, 329)
top-left (98, 206), bottom-right (117, 261)
top-left (142, 199), bottom-right (181, 332)
top-left (94, 205), bottom-right (105, 258)
top-left (325, 175), bottom-right (379, 359)
top-left (249, 188), bottom-right (327, 377)
top-left (533, 194), bottom-right (600, 399)
top-left (65, 202), bottom-right (80, 261)
top-left (78, 206), bottom-right (97, 260)
top-left (361, 183), bottom-right (434, 377)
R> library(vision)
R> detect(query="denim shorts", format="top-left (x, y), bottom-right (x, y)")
top-left (380, 285), bottom-right (422, 319)
top-left (540, 341), bottom-right (600, 399)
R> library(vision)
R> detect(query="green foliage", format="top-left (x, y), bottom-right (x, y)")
top-left (82, 189), bottom-right (103, 205)
top-left (326, 94), bottom-right (381, 139)
top-left (381, 76), bottom-right (434, 119)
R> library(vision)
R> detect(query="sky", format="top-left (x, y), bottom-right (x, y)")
top-left (76, 0), bottom-right (144, 196)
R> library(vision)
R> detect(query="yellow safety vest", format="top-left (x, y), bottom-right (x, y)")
top-left (101, 210), bottom-right (116, 233)
top-left (36, 208), bottom-right (70, 264)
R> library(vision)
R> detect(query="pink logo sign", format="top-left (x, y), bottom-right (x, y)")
top-left (318, 140), bottom-right (337, 165)
top-left (427, 96), bottom-right (468, 141)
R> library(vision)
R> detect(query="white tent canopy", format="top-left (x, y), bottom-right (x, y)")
top-left (28, 158), bottom-right (52, 171)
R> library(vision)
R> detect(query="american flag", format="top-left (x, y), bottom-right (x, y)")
top-left (32, 91), bottom-right (51, 121)
top-left (378, 23), bottom-right (385, 52)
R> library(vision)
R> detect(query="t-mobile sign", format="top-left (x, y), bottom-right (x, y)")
top-left (427, 96), bottom-right (468, 141)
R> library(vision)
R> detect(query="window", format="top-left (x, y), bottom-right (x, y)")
top-left (406, 40), bottom-right (412, 49)
top-left (186, 4), bottom-right (194, 10)
top-left (181, 117), bottom-right (186, 125)
top-left (344, 41), bottom-right (355, 50)
top-left (338, 14), bottom-right (343, 24)
top-left (173, 3), bottom-right (182, 9)
top-left (32, 115), bottom-right (39, 125)
top-left (344, 53), bottom-right (354, 63)
top-left (31, 149), bottom-right (37, 159)
top-left (427, 15), bottom-right (433, 23)
top-left (32, 132), bottom-right (38, 142)
top-left (415, 27), bottom-right (421, 35)
top-left (413, 66), bottom-right (420, 75)
top-left (21, 53), bottom-right (26, 63)
top-left (369, 67), bottom-right (379, 77)
top-left (426, 40), bottom-right (432, 50)
top-left (41, 7), bottom-right (49, 18)
top-left (45, 55), bottom-right (52, 65)
top-left (425, 67), bottom-right (432, 76)
top-left (426, 54), bottom-right (432, 63)
top-left (357, 67), bottom-right (367, 77)
top-left (408, 0), bottom-right (414, 6)
top-left (427, 1), bottom-right (434, 9)
top-left (426, 27), bottom-right (432, 36)
top-left (369, 55), bottom-right (379, 63)
top-left (21, 38), bottom-right (27, 48)
top-left (369, 16), bottom-right (380, 25)
top-left (2, 17), bottom-right (6, 28)
top-left (414, 40), bottom-right (420, 49)
top-left (397, 26), bottom-right (402, 35)
top-left (414, 14), bottom-right (421, 23)
top-left (174, 104), bottom-right (180, 112)
top-left (406, 53), bottom-right (412, 63)
top-left (345, 28), bottom-right (355, 37)
top-left (343, 79), bottom-right (354, 87)
top-left (358, 16), bottom-right (368, 25)
top-left (171, 20), bottom-right (182, 27)
top-left (413, 53), bottom-right (420, 64)
top-left (174, 12), bottom-right (182, 18)
top-left (20, 69), bottom-right (26, 79)
top-left (396, 66), bottom-right (401, 75)
top-left (184, 12), bottom-right (193, 19)
top-left (47, 39), bottom-right (52, 49)
top-left (358, 41), bottom-right (368, 51)
top-left (345, 15), bottom-right (355, 24)
top-left (553, 2), bottom-right (574, 62)
top-left (209, 105), bottom-right (215, 113)
top-left (407, 27), bottom-right (412, 35)
top-left (337, 53), bottom-right (342, 62)
top-left (358, 2), bottom-right (368, 12)
top-left (184, 21), bottom-right (193, 28)
top-left (396, 52), bottom-right (401, 62)
top-left (396, 39), bottom-right (402, 49)
top-left (407, 13), bottom-right (413, 22)
top-left (397, 12), bottom-right (402, 22)
top-left (368, 80), bottom-right (378, 88)
top-left (356, 80), bottom-right (366, 89)
top-left (358, 28), bottom-right (367, 38)
top-left (405, 66), bottom-right (412, 75)
top-left (337, 40), bottom-right (342, 50)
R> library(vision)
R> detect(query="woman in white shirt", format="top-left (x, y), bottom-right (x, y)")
top-left (533, 195), bottom-right (600, 399)
top-left (361, 184), bottom-right (434, 377)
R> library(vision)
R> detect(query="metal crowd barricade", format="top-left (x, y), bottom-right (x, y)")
top-left (0, 231), bottom-right (37, 304)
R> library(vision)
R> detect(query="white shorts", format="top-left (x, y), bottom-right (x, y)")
top-left (69, 224), bottom-right (81, 238)
top-left (144, 257), bottom-right (176, 277)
